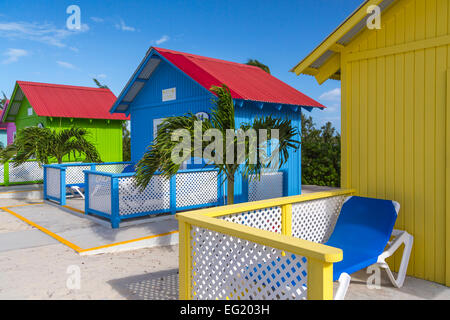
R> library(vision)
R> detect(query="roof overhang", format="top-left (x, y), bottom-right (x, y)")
top-left (110, 48), bottom-right (163, 115)
top-left (2, 82), bottom-right (24, 122)
top-left (290, 0), bottom-right (396, 84)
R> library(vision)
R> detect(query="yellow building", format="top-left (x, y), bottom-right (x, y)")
top-left (292, 0), bottom-right (450, 286)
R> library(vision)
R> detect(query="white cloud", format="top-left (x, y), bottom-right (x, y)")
top-left (155, 35), bottom-right (170, 45)
top-left (56, 60), bottom-right (76, 69)
top-left (115, 19), bottom-right (135, 32)
top-left (319, 88), bottom-right (341, 101)
top-left (90, 17), bottom-right (104, 23)
top-left (0, 21), bottom-right (89, 48)
top-left (3, 48), bottom-right (28, 64)
top-left (90, 73), bottom-right (107, 79)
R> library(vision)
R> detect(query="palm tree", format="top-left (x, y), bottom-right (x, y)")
top-left (0, 91), bottom-right (7, 110)
top-left (92, 78), bottom-right (108, 89)
top-left (0, 127), bottom-right (101, 165)
top-left (246, 59), bottom-right (271, 74)
top-left (134, 84), bottom-right (299, 204)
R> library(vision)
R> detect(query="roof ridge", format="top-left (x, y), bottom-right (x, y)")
top-left (153, 47), bottom-right (263, 70)
top-left (17, 81), bottom-right (112, 92)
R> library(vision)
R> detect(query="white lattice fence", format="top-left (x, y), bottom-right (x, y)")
top-left (176, 171), bottom-right (218, 208)
top-left (291, 195), bottom-right (347, 243)
top-left (118, 175), bottom-right (170, 216)
top-left (9, 161), bottom-right (43, 183)
top-left (46, 167), bottom-right (60, 199)
top-left (248, 172), bottom-right (283, 202)
top-left (191, 226), bottom-right (308, 300)
top-left (66, 165), bottom-right (92, 185)
top-left (0, 165), bottom-right (3, 184)
top-left (96, 163), bottom-right (129, 174)
top-left (88, 173), bottom-right (112, 215)
top-left (220, 206), bottom-right (282, 233)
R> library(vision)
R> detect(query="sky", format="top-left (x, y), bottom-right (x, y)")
top-left (0, 0), bottom-right (364, 132)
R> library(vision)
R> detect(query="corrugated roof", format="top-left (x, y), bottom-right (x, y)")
top-left (4, 81), bottom-right (129, 121)
top-left (111, 47), bottom-right (324, 113)
top-left (154, 47), bottom-right (324, 108)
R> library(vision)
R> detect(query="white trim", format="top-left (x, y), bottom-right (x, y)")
top-left (334, 273), bottom-right (351, 300)
top-left (376, 230), bottom-right (413, 288)
top-left (392, 200), bottom-right (400, 215)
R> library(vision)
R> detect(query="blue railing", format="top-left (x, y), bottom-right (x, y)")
top-left (43, 162), bottom-right (284, 228)
top-left (43, 162), bottom-right (133, 205)
top-left (84, 168), bottom-right (224, 228)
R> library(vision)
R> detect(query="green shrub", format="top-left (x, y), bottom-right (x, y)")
top-left (301, 114), bottom-right (341, 187)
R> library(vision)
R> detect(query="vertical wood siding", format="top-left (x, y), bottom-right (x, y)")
top-left (341, 0), bottom-right (450, 285)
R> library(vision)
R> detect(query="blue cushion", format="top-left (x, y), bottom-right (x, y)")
top-left (325, 196), bottom-right (398, 281)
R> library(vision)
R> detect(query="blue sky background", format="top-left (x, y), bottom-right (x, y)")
top-left (0, 0), bottom-right (363, 132)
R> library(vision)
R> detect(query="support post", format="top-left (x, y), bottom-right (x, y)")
top-left (4, 162), bottom-right (9, 186)
top-left (242, 174), bottom-right (249, 203)
top-left (84, 172), bottom-right (89, 215)
top-left (307, 259), bottom-right (334, 300)
top-left (281, 204), bottom-right (292, 236)
top-left (170, 175), bottom-right (177, 214)
top-left (217, 172), bottom-right (224, 206)
top-left (43, 166), bottom-right (47, 200)
top-left (111, 176), bottom-right (120, 228)
top-left (60, 168), bottom-right (66, 206)
top-left (178, 219), bottom-right (192, 300)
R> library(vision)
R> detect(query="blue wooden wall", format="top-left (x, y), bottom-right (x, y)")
top-left (0, 130), bottom-right (6, 148)
top-left (129, 52), bottom-right (302, 202)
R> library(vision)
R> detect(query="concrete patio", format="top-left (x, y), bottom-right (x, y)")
top-left (0, 184), bottom-right (449, 300)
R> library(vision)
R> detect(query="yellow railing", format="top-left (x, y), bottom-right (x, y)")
top-left (176, 188), bottom-right (356, 300)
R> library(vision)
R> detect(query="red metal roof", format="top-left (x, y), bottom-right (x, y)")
top-left (153, 47), bottom-right (324, 108)
top-left (15, 81), bottom-right (129, 120)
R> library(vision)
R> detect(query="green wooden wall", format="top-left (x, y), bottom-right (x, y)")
top-left (14, 97), bottom-right (123, 162)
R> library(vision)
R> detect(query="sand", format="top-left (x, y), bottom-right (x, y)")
top-left (0, 197), bottom-right (179, 300)
top-left (0, 242), bottom-right (179, 300)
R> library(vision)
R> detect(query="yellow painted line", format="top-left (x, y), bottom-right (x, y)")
top-left (62, 205), bottom-right (84, 214)
top-left (0, 204), bottom-right (178, 254)
top-left (2, 202), bottom-right (44, 208)
top-left (0, 189), bottom-right (42, 194)
top-left (79, 230), bottom-right (179, 253)
top-left (0, 206), bottom-right (83, 253)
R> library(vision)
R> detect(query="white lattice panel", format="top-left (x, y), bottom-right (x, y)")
top-left (248, 172), bottom-right (283, 202)
top-left (66, 165), bottom-right (91, 185)
top-left (292, 196), bottom-right (347, 243)
top-left (221, 207), bottom-right (282, 233)
top-left (9, 161), bottom-right (43, 183)
top-left (118, 176), bottom-right (170, 216)
top-left (96, 164), bottom-right (128, 174)
top-left (176, 171), bottom-right (218, 208)
top-left (46, 167), bottom-right (60, 199)
top-left (88, 173), bottom-right (111, 215)
top-left (0, 165), bottom-right (3, 184)
top-left (191, 226), bottom-right (308, 300)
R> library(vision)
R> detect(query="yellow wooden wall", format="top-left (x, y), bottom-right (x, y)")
top-left (340, 0), bottom-right (450, 285)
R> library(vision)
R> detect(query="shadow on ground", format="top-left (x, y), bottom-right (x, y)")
top-left (108, 269), bottom-right (179, 300)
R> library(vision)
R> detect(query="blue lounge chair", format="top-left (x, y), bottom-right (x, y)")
top-left (67, 164), bottom-right (136, 199)
top-left (326, 196), bottom-right (413, 299)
